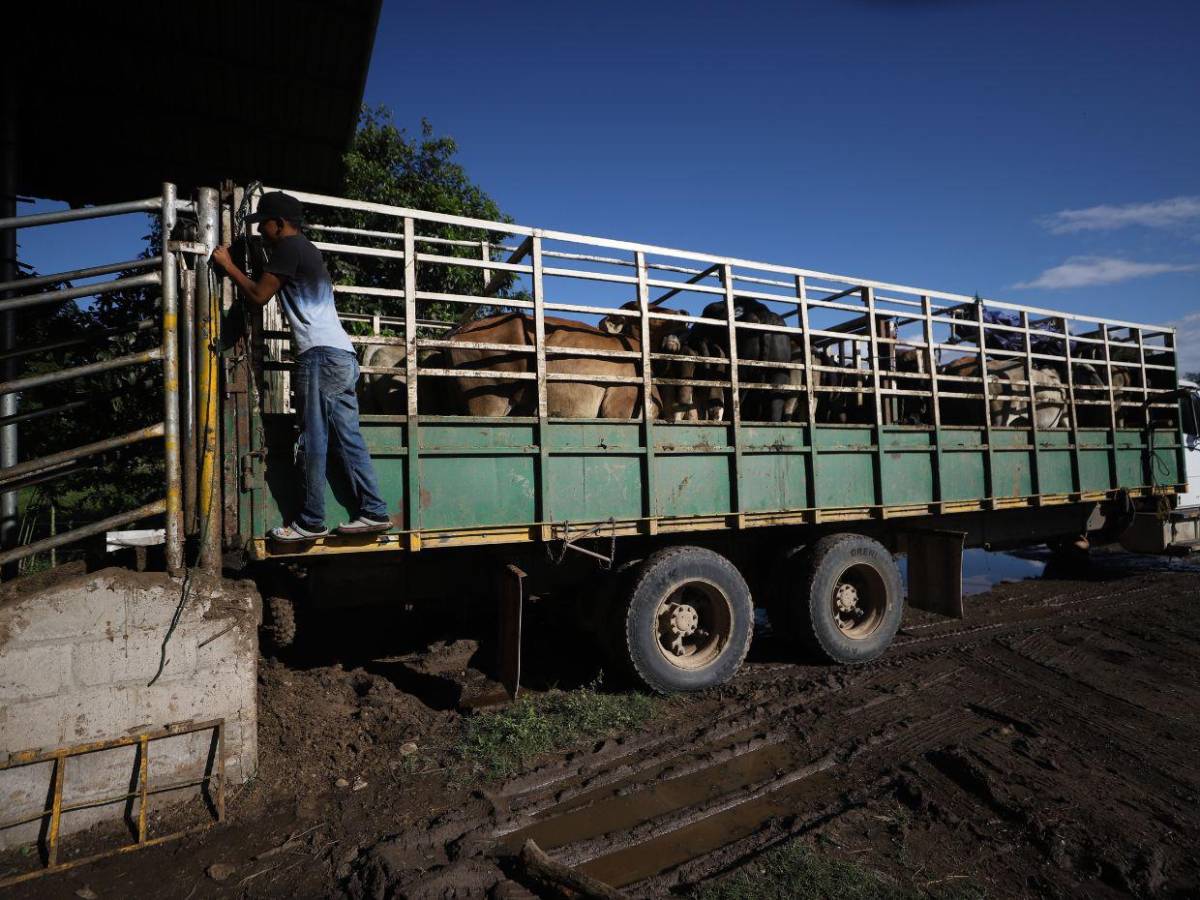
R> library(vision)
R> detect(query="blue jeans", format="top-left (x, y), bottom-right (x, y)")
top-left (293, 346), bottom-right (389, 529)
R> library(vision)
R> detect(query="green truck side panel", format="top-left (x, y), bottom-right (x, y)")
top-left (245, 412), bottom-right (1185, 539)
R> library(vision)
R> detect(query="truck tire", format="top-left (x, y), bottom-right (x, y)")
top-left (790, 534), bottom-right (903, 664)
top-left (612, 546), bottom-right (754, 694)
top-left (262, 594), bottom-right (297, 652)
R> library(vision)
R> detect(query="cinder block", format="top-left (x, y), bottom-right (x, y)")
top-left (61, 743), bottom-right (138, 805)
top-left (72, 630), bottom-right (197, 687)
top-left (61, 684), bottom-right (138, 744)
top-left (1, 588), bottom-right (126, 645)
top-left (194, 622), bottom-right (255, 668)
top-left (134, 670), bottom-right (250, 727)
top-left (0, 643), bottom-right (72, 701)
top-left (0, 759), bottom-right (55, 849)
top-left (125, 584), bottom-right (189, 631)
top-left (0, 695), bottom-right (69, 752)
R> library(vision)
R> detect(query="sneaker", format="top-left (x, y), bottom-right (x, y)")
top-left (268, 522), bottom-right (329, 542)
top-left (336, 515), bottom-right (392, 535)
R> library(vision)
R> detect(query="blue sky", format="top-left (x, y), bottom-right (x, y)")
top-left (17, 0), bottom-right (1200, 369)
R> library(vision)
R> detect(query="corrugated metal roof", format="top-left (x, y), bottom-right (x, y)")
top-left (12, 0), bottom-right (381, 204)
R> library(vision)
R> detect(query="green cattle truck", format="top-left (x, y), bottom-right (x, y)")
top-left (6, 184), bottom-right (1191, 696)
top-left (216, 187), bottom-right (1196, 695)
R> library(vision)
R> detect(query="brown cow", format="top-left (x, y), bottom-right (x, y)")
top-left (362, 313), bottom-right (661, 419)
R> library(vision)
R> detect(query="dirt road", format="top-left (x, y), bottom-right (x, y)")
top-left (4, 552), bottom-right (1199, 898)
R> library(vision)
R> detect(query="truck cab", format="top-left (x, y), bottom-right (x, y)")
top-left (1119, 380), bottom-right (1200, 554)
top-left (1180, 380), bottom-right (1200, 509)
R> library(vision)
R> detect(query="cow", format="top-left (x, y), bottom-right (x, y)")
top-left (358, 343), bottom-right (405, 413)
top-left (939, 355), bottom-right (1067, 428)
top-left (686, 297), bottom-right (793, 423)
top-left (358, 313), bottom-right (662, 419)
top-left (598, 300), bottom-right (722, 422)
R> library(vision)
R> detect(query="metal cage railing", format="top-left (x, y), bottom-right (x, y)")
top-left (242, 185), bottom-right (1183, 534)
top-left (0, 184), bottom-right (206, 574)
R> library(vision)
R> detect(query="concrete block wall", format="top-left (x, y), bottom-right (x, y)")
top-left (0, 567), bottom-right (260, 849)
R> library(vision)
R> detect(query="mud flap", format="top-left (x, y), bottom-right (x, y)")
top-left (905, 530), bottom-right (966, 619)
top-left (497, 564), bottom-right (526, 700)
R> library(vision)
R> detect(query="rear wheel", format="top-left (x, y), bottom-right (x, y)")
top-left (611, 546), bottom-right (754, 693)
top-left (789, 534), bottom-right (903, 664)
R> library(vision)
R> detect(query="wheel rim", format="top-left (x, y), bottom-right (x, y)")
top-left (655, 579), bottom-right (733, 670)
top-left (829, 563), bottom-right (887, 639)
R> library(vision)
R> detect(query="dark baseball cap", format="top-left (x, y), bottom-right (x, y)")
top-left (245, 191), bottom-right (305, 225)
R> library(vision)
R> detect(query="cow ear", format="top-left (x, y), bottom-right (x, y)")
top-left (602, 318), bottom-right (623, 335)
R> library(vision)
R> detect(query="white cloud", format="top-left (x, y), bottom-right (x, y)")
top-left (1041, 196), bottom-right (1200, 234)
top-left (1014, 256), bottom-right (1198, 290)
top-left (1170, 312), bottom-right (1200, 378)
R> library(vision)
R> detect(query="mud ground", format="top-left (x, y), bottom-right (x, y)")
top-left (3, 550), bottom-right (1198, 899)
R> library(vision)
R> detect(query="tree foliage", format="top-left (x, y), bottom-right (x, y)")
top-left (324, 107), bottom-right (522, 331)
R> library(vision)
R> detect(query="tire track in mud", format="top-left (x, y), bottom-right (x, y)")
top-left (506, 669), bottom-right (985, 889)
top-left (335, 570), bottom-right (1200, 900)
top-left (973, 638), bottom-right (1200, 800)
top-left (507, 579), bottom-right (1198, 893)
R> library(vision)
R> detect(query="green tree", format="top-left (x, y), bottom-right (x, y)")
top-left (325, 107), bottom-right (523, 332)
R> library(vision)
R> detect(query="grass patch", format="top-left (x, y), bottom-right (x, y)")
top-left (692, 839), bottom-right (988, 900)
top-left (457, 681), bottom-right (659, 779)
top-left (694, 840), bottom-right (908, 900)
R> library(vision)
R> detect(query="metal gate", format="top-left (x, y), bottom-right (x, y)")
top-left (0, 184), bottom-right (212, 574)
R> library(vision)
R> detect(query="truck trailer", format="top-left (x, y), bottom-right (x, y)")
top-left (2, 184), bottom-right (1195, 696)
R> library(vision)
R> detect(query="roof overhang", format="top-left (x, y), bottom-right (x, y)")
top-left (10, 0), bottom-right (381, 205)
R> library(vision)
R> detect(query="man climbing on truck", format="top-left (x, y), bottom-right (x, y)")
top-left (212, 191), bottom-right (392, 542)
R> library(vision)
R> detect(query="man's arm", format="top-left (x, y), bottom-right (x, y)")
top-left (211, 245), bottom-right (282, 307)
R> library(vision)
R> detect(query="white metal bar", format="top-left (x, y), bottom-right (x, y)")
top-left (271, 185), bottom-right (1175, 332)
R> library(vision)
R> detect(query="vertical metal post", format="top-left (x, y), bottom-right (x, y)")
top-left (403, 217), bottom-right (420, 541)
top-left (180, 267), bottom-right (197, 533)
top-left (921, 296), bottom-right (944, 509)
top-left (721, 265), bottom-right (743, 524)
top-left (47, 756), bottom-right (65, 866)
top-left (1168, 329), bottom-right (1186, 490)
top-left (1135, 328), bottom-right (1150, 431)
top-left (0, 71), bottom-right (17, 579)
top-left (1021, 312), bottom-right (1042, 499)
top-left (634, 251), bottom-right (657, 530)
top-left (1100, 323), bottom-right (1118, 490)
top-left (796, 276), bottom-right (818, 511)
top-left (136, 734), bottom-right (149, 842)
top-left (532, 235), bottom-right (551, 538)
top-left (195, 187), bottom-right (220, 573)
top-left (160, 183), bottom-right (184, 574)
top-left (1135, 327), bottom-right (1152, 487)
top-left (864, 288), bottom-right (884, 510)
top-left (480, 240), bottom-right (491, 292)
top-left (1060, 316), bottom-right (1080, 495)
top-left (974, 301), bottom-right (995, 504)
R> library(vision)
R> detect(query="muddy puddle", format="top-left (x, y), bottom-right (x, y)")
top-left (904, 547), bottom-right (1199, 597)
top-left (501, 737), bottom-right (803, 853)
top-left (580, 769), bottom-right (838, 887)
top-left (959, 548), bottom-right (1046, 594)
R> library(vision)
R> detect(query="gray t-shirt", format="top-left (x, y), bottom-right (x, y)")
top-left (264, 234), bottom-right (354, 355)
